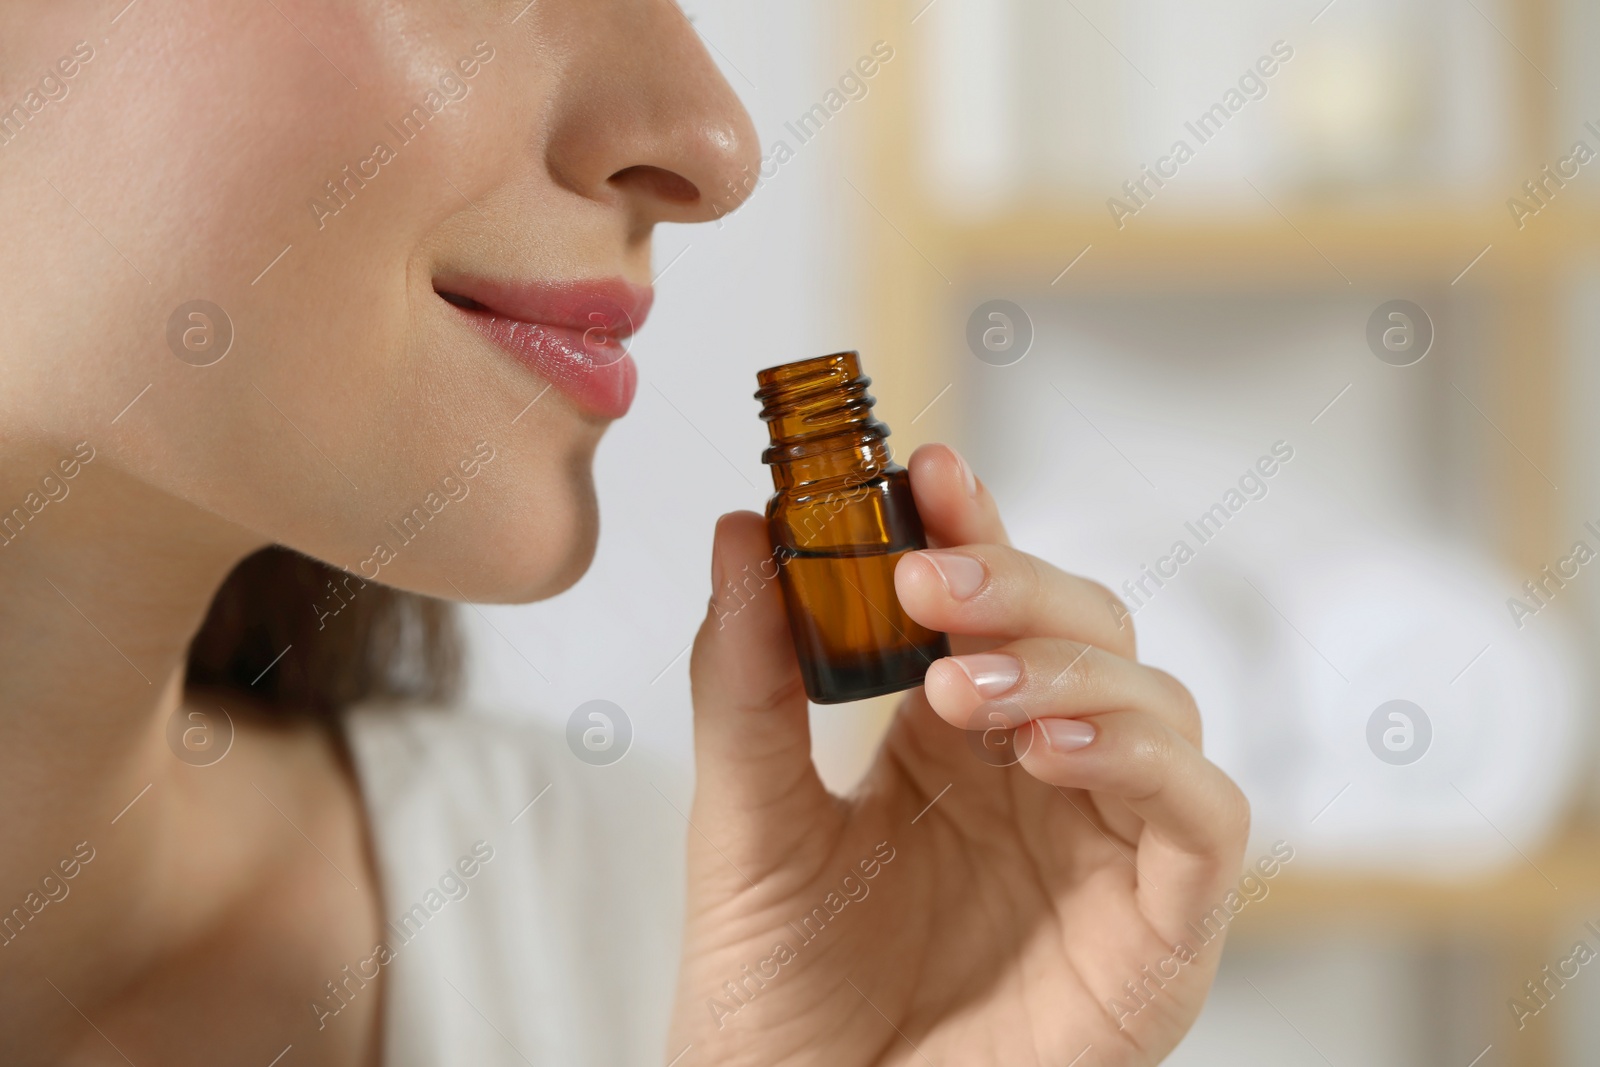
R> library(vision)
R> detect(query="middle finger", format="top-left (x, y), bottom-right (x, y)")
top-left (921, 637), bottom-right (1203, 748)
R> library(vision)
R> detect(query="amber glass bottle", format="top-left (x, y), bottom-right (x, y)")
top-left (755, 351), bottom-right (951, 704)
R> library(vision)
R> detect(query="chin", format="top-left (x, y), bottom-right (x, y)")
top-left (518, 498), bottom-right (600, 602)
top-left (504, 428), bottom-right (605, 602)
top-left (395, 445), bottom-right (603, 605)
top-left (526, 447), bottom-right (604, 599)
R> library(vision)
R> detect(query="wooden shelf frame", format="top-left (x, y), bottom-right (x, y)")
top-left (844, 0), bottom-right (1584, 1061)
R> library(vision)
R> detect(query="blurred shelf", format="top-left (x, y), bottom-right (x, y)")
top-left (905, 206), bottom-right (1600, 288)
top-left (1223, 820), bottom-right (1594, 1063)
top-left (1230, 822), bottom-right (1600, 943)
top-left (848, 0), bottom-right (1580, 1059)
top-left (850, 0), bottom-right (1573, 571)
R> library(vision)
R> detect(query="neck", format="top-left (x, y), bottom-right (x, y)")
top-left (0, 436), bottom-right (265, 742)
top-left (0, 437), bottom-right (267, 1002)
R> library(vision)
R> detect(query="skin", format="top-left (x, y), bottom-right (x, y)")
top-left (0, 1), bottom-right (1247, 1064)
top-left (675, 448), bottom-right (1249, 1065)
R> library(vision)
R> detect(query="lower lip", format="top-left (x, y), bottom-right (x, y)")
top-left (453, 306), bottom-right (638, 420)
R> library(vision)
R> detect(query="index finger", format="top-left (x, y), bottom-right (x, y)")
top-left (907, 443), bottom-right (1011, 550)
top-left (895, 543), bottom-right (1136, 660)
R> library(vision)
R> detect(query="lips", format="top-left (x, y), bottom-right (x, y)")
top-left (435, 274), bottom-right (654, 419)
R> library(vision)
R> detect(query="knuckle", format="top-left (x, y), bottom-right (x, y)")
top-left (1220, 780), bottom-right (1253, 845)
top-left (1014, 548), bottom-right (1047, 610)
top-left (1123, 725), bottom-right (1176, 797)
top-left (1085, 578), bottom-right (1137, 654)
top-left (1148, 667), bottom-right (1203, 745)
top-left (1126, 718), bottom-right (1173, 772)
top-left (1047, 641), bottom-right (1101, 695)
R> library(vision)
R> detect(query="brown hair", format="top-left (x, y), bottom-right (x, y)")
top-left (186, 546), bottom-right (461, 720)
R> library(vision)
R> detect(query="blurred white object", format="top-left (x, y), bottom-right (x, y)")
top-left (1011, 450), bottom-right (1587, 878)
top-left (345, 704), bottom-right (688, 1066)
top-left (918, 0), bottom-right (1021, 212)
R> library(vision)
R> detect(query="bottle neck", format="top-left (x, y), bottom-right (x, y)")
top-left (756, 351), bottom-right (894, 492)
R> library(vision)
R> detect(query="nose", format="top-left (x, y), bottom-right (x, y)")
top-left (542, 0), bottom-right (763, 233)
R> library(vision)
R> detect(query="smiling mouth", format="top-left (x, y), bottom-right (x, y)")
top-left (434, 284), bottom-right (631, 350)
top-left (433, 275), bottom-right (653, 420)
top-left (431, 277), bottom-right (650, 343)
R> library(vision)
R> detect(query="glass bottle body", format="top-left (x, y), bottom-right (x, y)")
top-left (757, 352), bottom-right (950, 704)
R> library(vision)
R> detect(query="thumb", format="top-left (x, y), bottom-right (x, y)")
top-left (689, 510), bottom-right (826, 818)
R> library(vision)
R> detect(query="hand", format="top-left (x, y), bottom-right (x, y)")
top-left (667, 444), bottom-right (1250, 1066)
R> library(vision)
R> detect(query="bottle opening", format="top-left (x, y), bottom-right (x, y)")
top-left (755, 351), bottom-right (888, 464)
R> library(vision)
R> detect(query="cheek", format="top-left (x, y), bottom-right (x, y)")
top-left (77, 0), bottom-right (507, 303)
top-left (77, 2), bottom-right (407, 283)
top-left (67, 6), bottom-right (539, 528)
top-left (24, 0), bottom-right (594, 601)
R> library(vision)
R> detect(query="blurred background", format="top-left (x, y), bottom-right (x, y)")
top-left (459, 0), bottom-right (1600, 1062)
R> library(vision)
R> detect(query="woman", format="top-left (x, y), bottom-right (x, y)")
top-left (0, 1), bottom-right (1249, 1063)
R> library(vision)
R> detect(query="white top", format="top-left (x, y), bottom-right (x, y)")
top-left (341, 703), bottom-right (688, 1066)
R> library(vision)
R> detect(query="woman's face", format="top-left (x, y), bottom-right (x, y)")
top-left (0, 0), bottom-right (757, 599)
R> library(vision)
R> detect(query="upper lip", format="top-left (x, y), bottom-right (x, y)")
top-left (433, 274), bottom-right (654, 341)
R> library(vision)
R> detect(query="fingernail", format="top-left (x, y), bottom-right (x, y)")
top-left (919, 549), bottom-right (988, 600)
top-left (947, 653), bottom-right (1021, 698)
top-left (1038, 718), bottom-right (1096, 751)
top-left (950, 446), bottom-right (978, 498)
